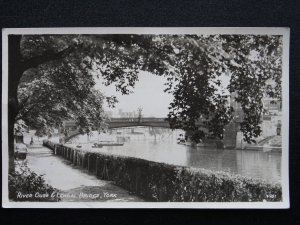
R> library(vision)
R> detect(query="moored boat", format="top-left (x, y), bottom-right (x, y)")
top-left (92, 141), bottom-right (124, 148)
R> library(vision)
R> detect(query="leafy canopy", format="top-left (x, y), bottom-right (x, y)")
top-left (155, 35), bottom-right (282, 143)
top-left (16, 34), bottom-right (282, 142)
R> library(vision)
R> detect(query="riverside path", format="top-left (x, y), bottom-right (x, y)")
top-left (25, 144), bottom-right (143, 202)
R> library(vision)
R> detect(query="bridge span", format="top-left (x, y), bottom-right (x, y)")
top-left (63, 117), bottom-right (204, 142)
top-left (64, 117), bottom-right (205, 130)
top-left (107, 117), bottom-right (170, 128)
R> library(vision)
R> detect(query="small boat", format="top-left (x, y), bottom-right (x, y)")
top-left (92, 143), bottom-right (103, 148)
top-left (92, 141), bottom-right (124, 148)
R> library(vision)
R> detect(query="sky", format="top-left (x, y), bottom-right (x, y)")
top-left (95, 71), bottom-right (174, 118)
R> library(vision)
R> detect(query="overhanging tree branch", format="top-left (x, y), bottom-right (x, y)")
top-left (21, 45), bottom-right (77, 71)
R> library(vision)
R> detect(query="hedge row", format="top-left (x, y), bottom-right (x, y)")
top-left (43, 140), bottom-right (282, 202)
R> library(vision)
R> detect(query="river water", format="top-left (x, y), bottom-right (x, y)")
top-left (67, 127), bottom-right (281, 184)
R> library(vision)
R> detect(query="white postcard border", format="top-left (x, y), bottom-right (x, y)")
top-left (2, 27), bottom-right (290, 208)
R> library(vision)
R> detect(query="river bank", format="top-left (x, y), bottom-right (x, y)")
top-left (44, 140), bottom-right (282, 202)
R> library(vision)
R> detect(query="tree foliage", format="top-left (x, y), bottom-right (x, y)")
top-left (156, 35), bottom-right (282, 143)
top-left (223, 35), bottom-right (282, 142)
top-left (16, 35), bottom-right (157, 135)
top-left (18, 61), bottom-right (104, 135)
top-left (13, 34), bottom-right (282, 143)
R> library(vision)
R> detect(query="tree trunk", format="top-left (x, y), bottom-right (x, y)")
top-left (8, 115), bottom-right (16, 174)
top-left (7, 35), bottom-right (73, 174)
top-left (8, 35), bottom-right (22, 174)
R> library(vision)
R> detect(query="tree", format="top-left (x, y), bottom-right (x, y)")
top-left (159, 35), bottom-right (282, 143)
top-left (8, 34), bottom-right (282, 173)
top-left (8, 34), bottom-right (160, 173)
top-left (223, 35), bottom-right (282, 142)
top-left (17, 67), bottom-right (105, 135)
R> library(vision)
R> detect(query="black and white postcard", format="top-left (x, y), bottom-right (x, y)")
top-left (2, 27), bottom-right (290, 208)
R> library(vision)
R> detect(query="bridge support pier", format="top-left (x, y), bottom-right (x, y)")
top-left (223, 122), bottom-right (243, 149)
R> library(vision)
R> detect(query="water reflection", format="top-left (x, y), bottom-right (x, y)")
top-left (68, 128), bottom-right (281, 184)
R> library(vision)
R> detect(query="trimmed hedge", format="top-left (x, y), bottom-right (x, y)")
top-left (43, 140), bottom-right (282, 202)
